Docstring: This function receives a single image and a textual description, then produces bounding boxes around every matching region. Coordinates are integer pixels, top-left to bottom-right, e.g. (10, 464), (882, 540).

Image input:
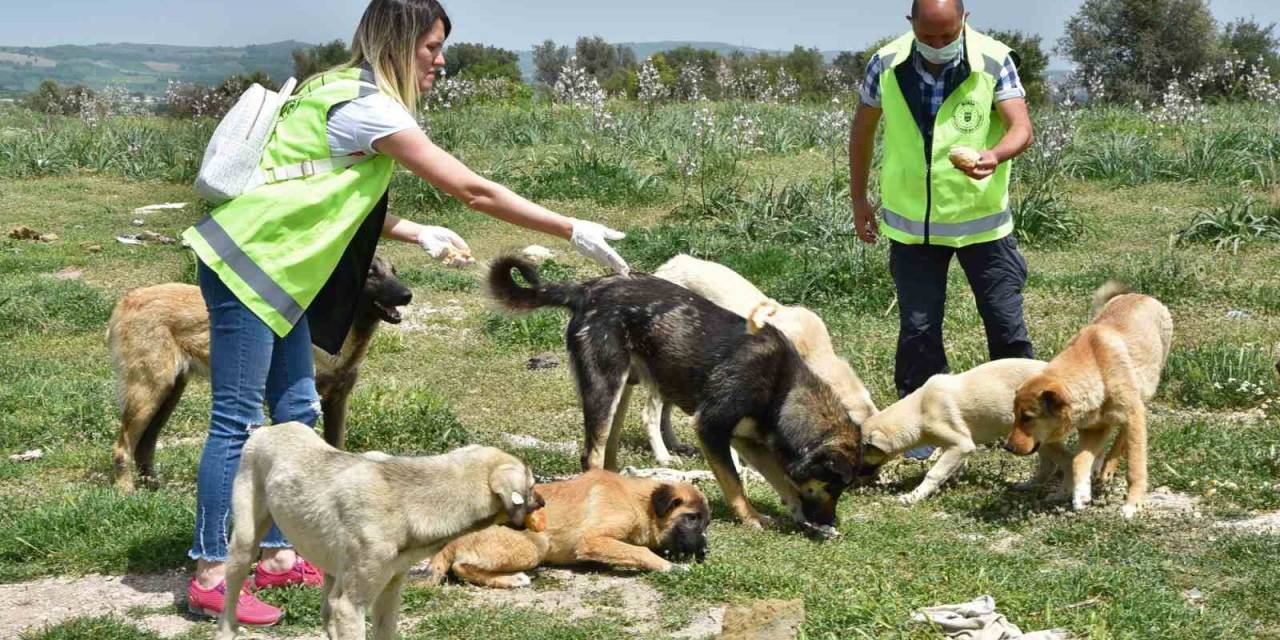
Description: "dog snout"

(801, 498), (838, 528)
(394, 288), (413, 306)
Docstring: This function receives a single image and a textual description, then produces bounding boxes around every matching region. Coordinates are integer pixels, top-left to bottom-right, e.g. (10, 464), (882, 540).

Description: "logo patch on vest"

(953, 100), (984, 133)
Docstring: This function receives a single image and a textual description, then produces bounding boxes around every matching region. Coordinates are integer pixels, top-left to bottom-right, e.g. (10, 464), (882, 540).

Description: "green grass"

(1, 100), (1279, 639)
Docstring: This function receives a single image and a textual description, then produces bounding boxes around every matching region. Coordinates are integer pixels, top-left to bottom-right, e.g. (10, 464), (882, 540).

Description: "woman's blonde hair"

(346, 0), (452, 111)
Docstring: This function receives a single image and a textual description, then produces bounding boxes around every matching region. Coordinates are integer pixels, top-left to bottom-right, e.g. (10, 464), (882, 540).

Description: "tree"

(443, 42), (521, 81)
(532, 39), (569, 86)
(986, 29), (1049, 105)
(831, 51), (863, 85)
(853, 36), (898, 81)
(782, 46), (826, 99)
(1220, 17), (1280, 73)
(292, 40), (351, 80)
(1059, 0), (1219, 104)
(23, 80), (94, 116)
(573, 36), (636, 94)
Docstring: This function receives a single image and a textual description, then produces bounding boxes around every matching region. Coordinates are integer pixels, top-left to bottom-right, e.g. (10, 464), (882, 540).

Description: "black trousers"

(889, 235), (1034, 398)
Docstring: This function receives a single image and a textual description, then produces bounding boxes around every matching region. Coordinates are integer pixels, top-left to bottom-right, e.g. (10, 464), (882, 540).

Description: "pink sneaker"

(254, 557), (325, 590)
(187, 579), (283, 626)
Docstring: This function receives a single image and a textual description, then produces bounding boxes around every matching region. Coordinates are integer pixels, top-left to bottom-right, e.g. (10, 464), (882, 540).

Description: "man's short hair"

(910, 0), (965, 18)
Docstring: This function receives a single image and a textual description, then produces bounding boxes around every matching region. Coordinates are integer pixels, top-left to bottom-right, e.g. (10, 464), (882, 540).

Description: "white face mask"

(917, 28), (964, 65)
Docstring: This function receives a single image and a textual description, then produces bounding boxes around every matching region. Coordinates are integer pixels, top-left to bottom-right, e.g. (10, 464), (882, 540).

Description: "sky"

(4, 0), (1279, 68)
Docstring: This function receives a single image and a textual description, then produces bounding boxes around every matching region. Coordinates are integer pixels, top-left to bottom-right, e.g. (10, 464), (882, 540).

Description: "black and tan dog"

(488, 256), (861, 533)
(108, 256), (411, 491)
(427, 470), (708, 588)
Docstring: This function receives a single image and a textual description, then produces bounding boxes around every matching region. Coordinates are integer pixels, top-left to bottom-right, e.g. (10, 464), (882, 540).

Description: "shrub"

(1175, 197), (1280, 253)
(1164, 341), (1277, 409)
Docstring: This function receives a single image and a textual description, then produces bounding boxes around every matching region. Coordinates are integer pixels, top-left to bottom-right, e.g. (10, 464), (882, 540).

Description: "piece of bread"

(524, 508), (547, 532)
(442, 246), (474, 268)
(949, 145), (982, 170)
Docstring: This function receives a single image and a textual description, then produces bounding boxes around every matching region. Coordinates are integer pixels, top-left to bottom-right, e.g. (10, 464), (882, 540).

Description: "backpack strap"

(244, 155), (370, 192)
(243, 75), (384, 192)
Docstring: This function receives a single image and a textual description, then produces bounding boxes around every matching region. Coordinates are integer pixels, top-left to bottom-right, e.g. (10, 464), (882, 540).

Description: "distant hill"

(0, 41), (306, 95)
(0, 40), (1072, 96)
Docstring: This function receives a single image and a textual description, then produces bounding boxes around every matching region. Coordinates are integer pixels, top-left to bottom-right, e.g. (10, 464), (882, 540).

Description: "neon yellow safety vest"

(183, 67), (397, 337)
(877, 27), (1014, 247)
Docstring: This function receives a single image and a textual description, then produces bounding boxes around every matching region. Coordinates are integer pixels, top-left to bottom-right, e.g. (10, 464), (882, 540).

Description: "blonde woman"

(181, 0), (629, 625)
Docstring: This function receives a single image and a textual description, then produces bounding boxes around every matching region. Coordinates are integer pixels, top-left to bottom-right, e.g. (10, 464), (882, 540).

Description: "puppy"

(488, 256), (861, 533)
(642, 255), (877, 465)
(428, 469), (709, 588)
(108, 256), (411, 491)
(1005, 282), (1173, 518)
(215, 423), (541, 640)
(861, 359), (1069, 503)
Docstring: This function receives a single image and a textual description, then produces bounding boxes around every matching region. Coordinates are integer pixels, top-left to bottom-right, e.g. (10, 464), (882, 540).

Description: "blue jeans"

(188, 261), (322, 562)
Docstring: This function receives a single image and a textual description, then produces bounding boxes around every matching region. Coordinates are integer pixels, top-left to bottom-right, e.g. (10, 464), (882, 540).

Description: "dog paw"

(743, 514), (774, 530)
(671, 444), (700, 458)
(1072, 496), (1092, 512)
(1121, 503), (1142, 520)
(898, 492), (924, 505)
(503, 573), (533, 589)
(663, 562), (692, 573)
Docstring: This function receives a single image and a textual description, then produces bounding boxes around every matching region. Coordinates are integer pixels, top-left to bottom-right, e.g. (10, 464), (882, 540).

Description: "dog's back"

(653, 254), (770, 317)
(108, 284), (211, 390)
(1087, 286), (1173, 402)
(652, 255), (877, 422)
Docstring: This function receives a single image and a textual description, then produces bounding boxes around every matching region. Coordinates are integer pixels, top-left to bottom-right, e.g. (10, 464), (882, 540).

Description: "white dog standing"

(860, 359), (1070, 503)
(216, 423), (541, 640)
(644, 254), (878, 464)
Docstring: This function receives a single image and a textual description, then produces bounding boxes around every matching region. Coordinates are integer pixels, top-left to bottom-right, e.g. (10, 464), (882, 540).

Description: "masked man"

(848, 0), (1035, 458)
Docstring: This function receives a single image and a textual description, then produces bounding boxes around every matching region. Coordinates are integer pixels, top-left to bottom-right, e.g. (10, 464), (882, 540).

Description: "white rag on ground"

(912, 596), (1072, 640)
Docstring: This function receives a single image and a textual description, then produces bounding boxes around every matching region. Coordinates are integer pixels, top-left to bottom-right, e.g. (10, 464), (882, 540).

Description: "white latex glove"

(569, 219), (630, 275)
(416, 226), (473, 267)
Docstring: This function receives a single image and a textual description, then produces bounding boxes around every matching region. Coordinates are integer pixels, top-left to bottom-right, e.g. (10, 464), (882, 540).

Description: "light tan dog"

(1005, 283), (1173, 518)
(428, 470), (709, 588)
(643, 254), (877, 464)
(215, 423), (541, 640)
(862, 359), (1070, 503)
(107, 257), (410, 491)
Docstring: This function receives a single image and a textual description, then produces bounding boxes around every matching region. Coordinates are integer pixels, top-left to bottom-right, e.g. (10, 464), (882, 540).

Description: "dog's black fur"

(488, 256), (861, 528)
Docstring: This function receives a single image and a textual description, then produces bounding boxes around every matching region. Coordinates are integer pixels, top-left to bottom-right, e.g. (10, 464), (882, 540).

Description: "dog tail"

(488, 255), (583, 312)
(1090, 280), (1131, 318)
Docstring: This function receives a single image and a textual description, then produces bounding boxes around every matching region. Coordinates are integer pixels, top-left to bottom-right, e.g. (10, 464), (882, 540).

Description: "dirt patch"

(456, 567), (664, 634)
(395, 301), (467, 334)
(1144, 486), (1202, 518)
(719, 599), (804, 639)
(0, 572), (196, 638)
(1215, 511), (1280, 534)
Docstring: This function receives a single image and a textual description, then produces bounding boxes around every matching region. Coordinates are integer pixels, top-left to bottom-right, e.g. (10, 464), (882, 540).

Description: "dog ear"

(1039, 385), (1068, 417)
(489, 463), (529, 504)
(651, 484), (683, 518)
(746, 301), (779, 335)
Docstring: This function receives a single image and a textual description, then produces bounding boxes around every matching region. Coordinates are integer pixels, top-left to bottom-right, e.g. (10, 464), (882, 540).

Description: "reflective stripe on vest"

(192, 215), (305, 326)
(883, 207), (1012, 238)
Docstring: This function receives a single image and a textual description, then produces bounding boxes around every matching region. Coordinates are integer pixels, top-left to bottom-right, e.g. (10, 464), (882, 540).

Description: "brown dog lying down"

(428, 470), (710, 588)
